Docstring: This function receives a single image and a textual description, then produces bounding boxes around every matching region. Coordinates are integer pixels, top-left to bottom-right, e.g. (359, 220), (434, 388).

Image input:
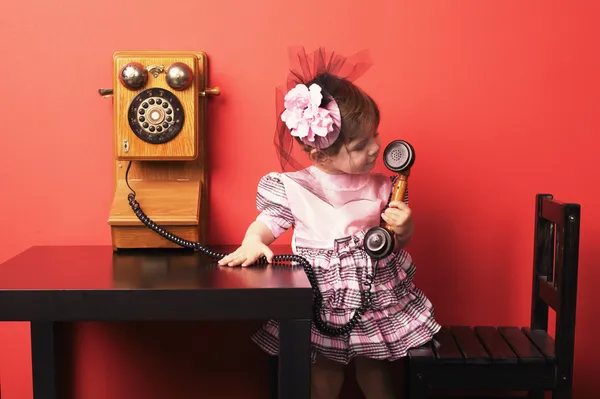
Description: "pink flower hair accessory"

(281, 83), (341, 150)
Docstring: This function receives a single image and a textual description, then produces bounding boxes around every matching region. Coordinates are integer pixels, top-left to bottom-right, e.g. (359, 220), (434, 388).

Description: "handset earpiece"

(364, 140), (415, 260)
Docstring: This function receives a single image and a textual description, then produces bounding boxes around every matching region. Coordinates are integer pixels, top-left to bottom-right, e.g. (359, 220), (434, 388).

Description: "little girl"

(218, 48), (440, 399)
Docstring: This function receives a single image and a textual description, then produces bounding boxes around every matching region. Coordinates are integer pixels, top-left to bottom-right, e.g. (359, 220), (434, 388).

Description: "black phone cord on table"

(124, 161), (377, 337)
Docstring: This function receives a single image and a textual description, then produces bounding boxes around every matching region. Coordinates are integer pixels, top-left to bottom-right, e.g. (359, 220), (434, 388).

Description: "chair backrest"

(530, 193), (580, 377)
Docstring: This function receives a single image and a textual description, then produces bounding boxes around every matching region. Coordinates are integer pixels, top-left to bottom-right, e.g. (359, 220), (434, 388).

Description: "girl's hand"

(381, 200), (414, 244)
(217, 237), (274, 267)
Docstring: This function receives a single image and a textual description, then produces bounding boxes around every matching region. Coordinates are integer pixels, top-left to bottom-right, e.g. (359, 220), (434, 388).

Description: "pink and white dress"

(251, 165), (441, 364)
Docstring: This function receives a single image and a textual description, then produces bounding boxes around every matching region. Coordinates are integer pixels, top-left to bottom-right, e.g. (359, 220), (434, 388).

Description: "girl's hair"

(273, 47), (377, 172)
(300, 73), (380, 160)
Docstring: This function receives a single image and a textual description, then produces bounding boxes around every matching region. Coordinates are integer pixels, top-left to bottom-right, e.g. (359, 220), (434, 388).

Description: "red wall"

(1, 1), (599, 398)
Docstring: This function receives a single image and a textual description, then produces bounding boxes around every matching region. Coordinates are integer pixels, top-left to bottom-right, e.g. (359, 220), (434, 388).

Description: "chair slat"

(474, 326), (518, 364)
(407, 340), (436, 362)
(450, 326), (491, 364)
(498, 327), (545, 364)
(433, 327), (463, 363)
(521, 327), (556, 363)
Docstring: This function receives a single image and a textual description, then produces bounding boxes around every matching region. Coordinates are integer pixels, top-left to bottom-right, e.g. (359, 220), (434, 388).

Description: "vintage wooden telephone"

(99, 51), (220, 250)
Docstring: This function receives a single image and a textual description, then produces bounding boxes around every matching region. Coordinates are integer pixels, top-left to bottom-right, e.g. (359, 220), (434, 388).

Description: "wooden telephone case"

(99, 51), (220, 250)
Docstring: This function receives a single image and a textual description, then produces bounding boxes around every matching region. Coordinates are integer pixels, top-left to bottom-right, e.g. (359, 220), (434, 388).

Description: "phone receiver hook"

(98, 88), (113, 98)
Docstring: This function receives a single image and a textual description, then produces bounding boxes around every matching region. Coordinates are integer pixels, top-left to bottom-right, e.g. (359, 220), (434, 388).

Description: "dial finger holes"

(128, 88), (185, 144)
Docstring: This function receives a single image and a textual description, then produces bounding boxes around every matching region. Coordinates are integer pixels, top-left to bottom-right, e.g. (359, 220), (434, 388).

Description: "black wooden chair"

(406, 193), (581, 399)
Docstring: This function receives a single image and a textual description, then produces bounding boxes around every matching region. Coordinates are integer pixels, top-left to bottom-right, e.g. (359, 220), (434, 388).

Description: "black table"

(0, 245), (313, 399)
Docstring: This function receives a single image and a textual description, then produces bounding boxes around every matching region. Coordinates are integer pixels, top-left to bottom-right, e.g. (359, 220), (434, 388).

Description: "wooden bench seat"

(407, 194), (581, 399)
(410, 326), (556, 392)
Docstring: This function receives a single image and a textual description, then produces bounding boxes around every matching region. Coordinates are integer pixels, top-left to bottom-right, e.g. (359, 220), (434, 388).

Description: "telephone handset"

(124, 139), (415, 337)
(364, 140), (415, 259)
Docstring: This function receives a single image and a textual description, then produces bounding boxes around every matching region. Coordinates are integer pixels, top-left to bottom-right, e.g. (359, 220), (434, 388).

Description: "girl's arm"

(242, 220), (276, 246)
(395, 231), (412, 250)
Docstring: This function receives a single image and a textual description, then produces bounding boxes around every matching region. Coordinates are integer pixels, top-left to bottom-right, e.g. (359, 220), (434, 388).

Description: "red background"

(1, 1), (598, 398)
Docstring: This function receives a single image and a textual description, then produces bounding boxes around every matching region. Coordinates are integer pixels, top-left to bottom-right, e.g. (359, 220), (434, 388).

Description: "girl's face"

(315, 131), (381, 175)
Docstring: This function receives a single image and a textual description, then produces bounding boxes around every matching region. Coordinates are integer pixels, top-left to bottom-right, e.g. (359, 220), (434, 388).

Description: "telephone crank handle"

(200, 87), (221, 97)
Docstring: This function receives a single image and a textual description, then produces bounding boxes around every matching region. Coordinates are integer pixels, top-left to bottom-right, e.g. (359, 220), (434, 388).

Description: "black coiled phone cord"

(125, 162), (376, 337)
